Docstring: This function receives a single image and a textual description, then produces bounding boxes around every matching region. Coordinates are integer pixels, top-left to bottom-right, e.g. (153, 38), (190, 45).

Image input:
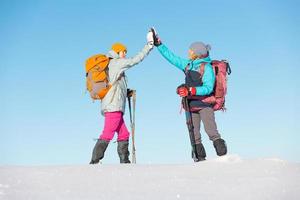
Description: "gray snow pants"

(185, 107), (221, 144)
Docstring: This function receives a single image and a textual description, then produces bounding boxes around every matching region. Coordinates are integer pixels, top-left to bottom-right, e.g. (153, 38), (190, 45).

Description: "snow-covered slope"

(0, 155), (299, 200)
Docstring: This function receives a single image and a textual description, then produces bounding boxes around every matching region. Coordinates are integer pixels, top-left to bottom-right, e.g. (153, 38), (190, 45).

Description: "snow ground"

(0, 155), (299, 200)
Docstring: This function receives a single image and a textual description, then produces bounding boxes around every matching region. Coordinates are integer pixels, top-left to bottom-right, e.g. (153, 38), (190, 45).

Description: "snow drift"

(0, 155), (299, 200)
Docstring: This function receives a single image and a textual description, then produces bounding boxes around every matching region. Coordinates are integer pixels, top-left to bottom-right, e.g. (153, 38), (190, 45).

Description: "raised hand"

(150, 27), (162, 46)
(146, 31), (154, 48)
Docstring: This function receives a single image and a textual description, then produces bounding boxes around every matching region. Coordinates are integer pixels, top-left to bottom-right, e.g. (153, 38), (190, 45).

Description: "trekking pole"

(128, 89), (137, 164)
(183, 97), (199, 162)
(132, 90), (137, 164)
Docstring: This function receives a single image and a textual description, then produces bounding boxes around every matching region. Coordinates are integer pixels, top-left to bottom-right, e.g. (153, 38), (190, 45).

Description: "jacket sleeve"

(157, 44), (189, 71)
(195, 63), (215, 96)
(116, 44), (152, 71)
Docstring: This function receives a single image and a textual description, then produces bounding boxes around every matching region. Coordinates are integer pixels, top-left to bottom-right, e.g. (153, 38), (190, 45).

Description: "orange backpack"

(85, 54), (111, 100)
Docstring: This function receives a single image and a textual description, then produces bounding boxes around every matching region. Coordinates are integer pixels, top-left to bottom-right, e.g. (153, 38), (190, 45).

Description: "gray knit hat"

(189, 42), (211, 57)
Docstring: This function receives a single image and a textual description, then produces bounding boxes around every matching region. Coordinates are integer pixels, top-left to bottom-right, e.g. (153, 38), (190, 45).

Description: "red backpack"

(200, 60), (231, 111)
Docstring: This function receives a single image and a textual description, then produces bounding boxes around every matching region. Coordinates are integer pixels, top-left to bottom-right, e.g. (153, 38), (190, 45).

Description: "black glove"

(127, 89), (134, 97)
(151, 27), (162, 47)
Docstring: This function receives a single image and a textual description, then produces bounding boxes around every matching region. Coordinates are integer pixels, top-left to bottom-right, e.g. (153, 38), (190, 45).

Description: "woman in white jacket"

(90, 32), (154, 164)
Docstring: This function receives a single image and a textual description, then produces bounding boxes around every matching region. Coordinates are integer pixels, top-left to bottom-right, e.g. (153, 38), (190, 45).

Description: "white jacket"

(101, 44), (152, 115)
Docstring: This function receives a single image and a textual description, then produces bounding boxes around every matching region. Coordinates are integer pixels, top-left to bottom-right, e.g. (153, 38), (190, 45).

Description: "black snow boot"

(89, 139), (109, 164)
(117, 140), (131, 164)
(213, 138), (227, 156)
(193, 143), (206, 162)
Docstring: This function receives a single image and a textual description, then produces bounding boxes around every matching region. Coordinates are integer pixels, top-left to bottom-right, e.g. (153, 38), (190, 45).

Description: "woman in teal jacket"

(152, 28), (227, 161)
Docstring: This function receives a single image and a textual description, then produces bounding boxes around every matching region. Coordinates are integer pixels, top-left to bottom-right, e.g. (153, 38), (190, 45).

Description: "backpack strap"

(199, 62), (207, 76)
(184, 63), (191, 74)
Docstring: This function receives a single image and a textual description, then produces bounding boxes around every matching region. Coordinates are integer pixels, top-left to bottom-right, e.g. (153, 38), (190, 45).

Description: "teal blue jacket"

(157, 44), (215, 96)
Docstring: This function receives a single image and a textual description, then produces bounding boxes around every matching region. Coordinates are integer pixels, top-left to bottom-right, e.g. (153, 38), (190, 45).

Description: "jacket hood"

(107, 50), (119, 59)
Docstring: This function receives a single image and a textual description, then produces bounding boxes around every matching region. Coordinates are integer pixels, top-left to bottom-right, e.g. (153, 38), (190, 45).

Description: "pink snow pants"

(99, 111), (130, 142)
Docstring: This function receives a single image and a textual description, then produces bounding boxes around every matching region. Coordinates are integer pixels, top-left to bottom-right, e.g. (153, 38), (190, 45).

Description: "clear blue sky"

(0, 0), (299, 165)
